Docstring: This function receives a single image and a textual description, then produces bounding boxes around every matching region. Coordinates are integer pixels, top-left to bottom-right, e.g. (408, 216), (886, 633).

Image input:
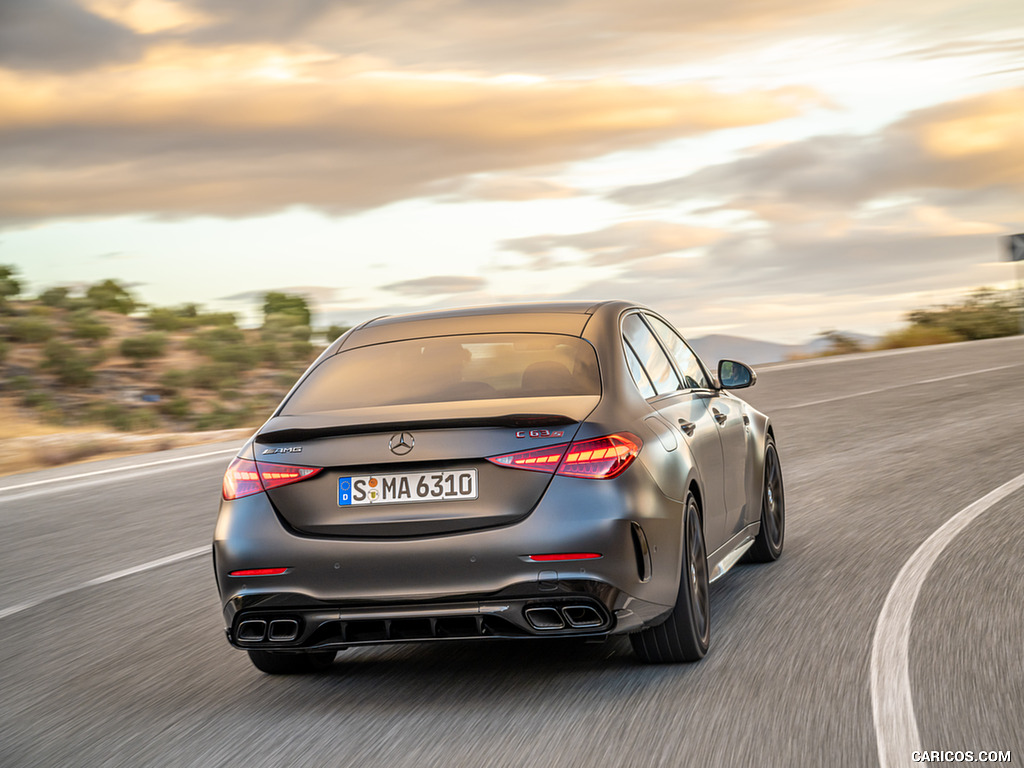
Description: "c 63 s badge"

(262, 446), (303, 455)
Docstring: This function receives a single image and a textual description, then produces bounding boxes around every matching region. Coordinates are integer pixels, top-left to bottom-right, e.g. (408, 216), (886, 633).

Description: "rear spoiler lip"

(256, 414), (579, 444)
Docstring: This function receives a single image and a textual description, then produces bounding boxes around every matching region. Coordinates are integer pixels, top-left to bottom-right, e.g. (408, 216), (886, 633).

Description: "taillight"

(222, 457), (323, 500)
(559, 433), (642, 479)
(486, 443), (568, 474)
(487, 432), (642, 480)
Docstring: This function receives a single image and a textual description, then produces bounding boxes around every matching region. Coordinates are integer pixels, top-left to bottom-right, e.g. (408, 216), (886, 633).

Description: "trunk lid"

(255, 396), (598, 537)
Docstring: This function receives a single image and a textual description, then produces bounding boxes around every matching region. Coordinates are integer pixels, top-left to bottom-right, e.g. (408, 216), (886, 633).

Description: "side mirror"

(718, 359), (756, 389)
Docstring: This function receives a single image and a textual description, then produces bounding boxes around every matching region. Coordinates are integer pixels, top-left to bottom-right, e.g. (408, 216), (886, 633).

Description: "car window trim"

(636, 311), (716, 395)
(622, 336), (658, 400)
(621, 311), (683, 397)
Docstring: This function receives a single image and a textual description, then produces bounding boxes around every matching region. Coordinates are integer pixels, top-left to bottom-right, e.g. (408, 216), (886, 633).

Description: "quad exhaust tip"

(237, 617), (301, 643)
(237, 619), (267, 642)
(562, 605), (603, 628)
(524, 607), (565, 630)
(524, 604), (605, 631)
(268, 619), (300, 642)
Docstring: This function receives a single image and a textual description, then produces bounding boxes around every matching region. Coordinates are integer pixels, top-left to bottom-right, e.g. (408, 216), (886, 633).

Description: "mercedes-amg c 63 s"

(214, 301), (784, 674)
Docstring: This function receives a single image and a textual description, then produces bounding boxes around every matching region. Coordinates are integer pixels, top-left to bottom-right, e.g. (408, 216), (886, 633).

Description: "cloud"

(501, 220), (722, 267)
(0, 0), (143, 72)
(170, 0), (863, 74)
(611, 88), (1024, 213)
(0, 48), (819, 226)
(440, 175), (580, 203)
(384, 275), (487, 296)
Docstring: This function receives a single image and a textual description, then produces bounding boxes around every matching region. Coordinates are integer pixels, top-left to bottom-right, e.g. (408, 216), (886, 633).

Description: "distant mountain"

(801, 331), (880, 355)
(688, 335), (801, 366)
(688, 332), (881, 366)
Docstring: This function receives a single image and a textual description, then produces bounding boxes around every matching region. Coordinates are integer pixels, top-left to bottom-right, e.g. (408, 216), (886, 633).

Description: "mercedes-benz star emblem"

(389, 432), (415, 455)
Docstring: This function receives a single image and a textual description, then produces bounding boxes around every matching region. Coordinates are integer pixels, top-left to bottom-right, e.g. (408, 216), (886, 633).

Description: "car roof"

(339, 300), (637, 350)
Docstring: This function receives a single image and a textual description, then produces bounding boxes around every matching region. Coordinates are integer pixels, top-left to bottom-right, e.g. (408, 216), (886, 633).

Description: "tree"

(0, 265), (21, 312)
(39, 286), (71, 308)
(86, 279), (138, 314)
(262, 292), (311, 327)
(816, 330), (864, 356)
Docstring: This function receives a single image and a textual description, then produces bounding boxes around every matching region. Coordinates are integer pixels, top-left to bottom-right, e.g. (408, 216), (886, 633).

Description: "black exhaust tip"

(562, 605), (603, 628)
(524, 606), (565, 630)
(268, 619), (300, 642)
(237, 619), (267, 642)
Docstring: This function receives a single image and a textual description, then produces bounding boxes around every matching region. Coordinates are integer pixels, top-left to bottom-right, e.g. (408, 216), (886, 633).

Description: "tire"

(247, 650), (336, 675)
(630, 492), (710, 663)
(744, 437), (785, 563)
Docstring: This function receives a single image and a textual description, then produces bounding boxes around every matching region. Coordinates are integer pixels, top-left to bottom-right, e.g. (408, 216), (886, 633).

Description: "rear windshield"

(282, 333), (601, 413)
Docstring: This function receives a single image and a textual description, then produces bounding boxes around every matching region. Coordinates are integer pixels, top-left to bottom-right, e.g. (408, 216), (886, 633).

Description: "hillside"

(0, 299), (321, 440)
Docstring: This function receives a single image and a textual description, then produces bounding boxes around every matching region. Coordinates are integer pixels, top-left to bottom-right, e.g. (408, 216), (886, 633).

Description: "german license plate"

(339, 470), (478, 506)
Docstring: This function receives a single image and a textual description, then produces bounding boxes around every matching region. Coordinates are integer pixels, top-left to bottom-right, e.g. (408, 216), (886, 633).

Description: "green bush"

(194, 404), (253, 430)
(42, 339), (96, 387)
(262, 292), (311, 327)
(876, 325), (965, 349)
(39, 287), (71, 308)
(256, 340), (284, 367)
(0, 265), (21, 312)
(289, 340), (314, 362)
(159, 369), (190, 393)
(69, 311), (112, 341)
(188, 362), (239, 390)
(90, 403), (134, 431)
(325, 324), (351, 342)
(21, 389), (54, 409)
(159, 395), (192, 420)
(906, 288), (1019, 341)
(86, 279), (138, 315)
(120, 333), (168, 364)
(0, 339), (7, 363)
(7, 375), (32, 391)
(195, 311), (237, 327)
(7, 317), (57, 343)
(147, 307), (189, 331)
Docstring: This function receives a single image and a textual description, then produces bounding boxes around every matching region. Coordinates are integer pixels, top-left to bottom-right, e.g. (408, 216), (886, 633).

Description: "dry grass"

(0, 411), (252, 478)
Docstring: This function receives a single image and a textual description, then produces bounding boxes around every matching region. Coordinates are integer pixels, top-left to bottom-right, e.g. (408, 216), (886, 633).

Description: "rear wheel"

(744, 437), (785, 563)
(247, 650), (336, 675)
(630, 492), (710, 663)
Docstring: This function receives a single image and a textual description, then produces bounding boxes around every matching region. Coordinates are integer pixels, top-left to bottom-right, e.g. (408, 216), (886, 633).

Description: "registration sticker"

(339, 470), (478, 506)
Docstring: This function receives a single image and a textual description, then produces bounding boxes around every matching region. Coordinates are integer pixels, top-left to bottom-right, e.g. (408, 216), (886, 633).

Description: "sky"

(0, 0), (1022, 343)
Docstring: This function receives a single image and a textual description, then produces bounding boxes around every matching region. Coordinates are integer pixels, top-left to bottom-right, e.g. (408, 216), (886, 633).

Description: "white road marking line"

(0, 448), (237, 494)
(0, 546), (210, 621)
(776, 364), (1017, 409)
(870, 470), (1024, 768)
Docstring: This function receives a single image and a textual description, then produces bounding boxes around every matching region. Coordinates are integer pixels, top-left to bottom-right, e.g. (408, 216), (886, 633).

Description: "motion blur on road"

(2, 336), (1022, 767)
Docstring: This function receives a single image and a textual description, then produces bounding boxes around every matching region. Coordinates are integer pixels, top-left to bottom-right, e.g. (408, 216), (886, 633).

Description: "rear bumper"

(214, 468), (684, 648)
(224, 580), (641, 651)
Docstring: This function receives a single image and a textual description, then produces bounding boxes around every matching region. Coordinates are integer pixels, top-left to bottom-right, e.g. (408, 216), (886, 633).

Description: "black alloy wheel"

(630, 492), (710, 663)
(745, 437), (785, 563)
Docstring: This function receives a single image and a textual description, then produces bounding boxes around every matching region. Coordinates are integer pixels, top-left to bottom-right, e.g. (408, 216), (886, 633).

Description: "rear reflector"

(527, 553), (602, 562)
(229, 567), (289, 577)
(487, 432), (642, 480)
(222, 457), (323, 500)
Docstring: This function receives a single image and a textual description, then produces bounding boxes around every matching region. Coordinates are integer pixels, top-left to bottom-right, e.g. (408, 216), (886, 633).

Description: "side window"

(646, 315), (709, 390)
(623, 339), (657, 399)
(622, 313), (681, 395)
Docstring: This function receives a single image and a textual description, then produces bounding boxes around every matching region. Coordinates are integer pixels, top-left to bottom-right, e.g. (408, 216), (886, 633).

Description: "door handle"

(677, 419), (696, 436)
(712, 409), (727, 425)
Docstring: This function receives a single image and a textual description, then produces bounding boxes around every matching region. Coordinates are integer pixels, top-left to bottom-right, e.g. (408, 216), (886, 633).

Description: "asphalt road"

(2, 335), (1022, 768)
